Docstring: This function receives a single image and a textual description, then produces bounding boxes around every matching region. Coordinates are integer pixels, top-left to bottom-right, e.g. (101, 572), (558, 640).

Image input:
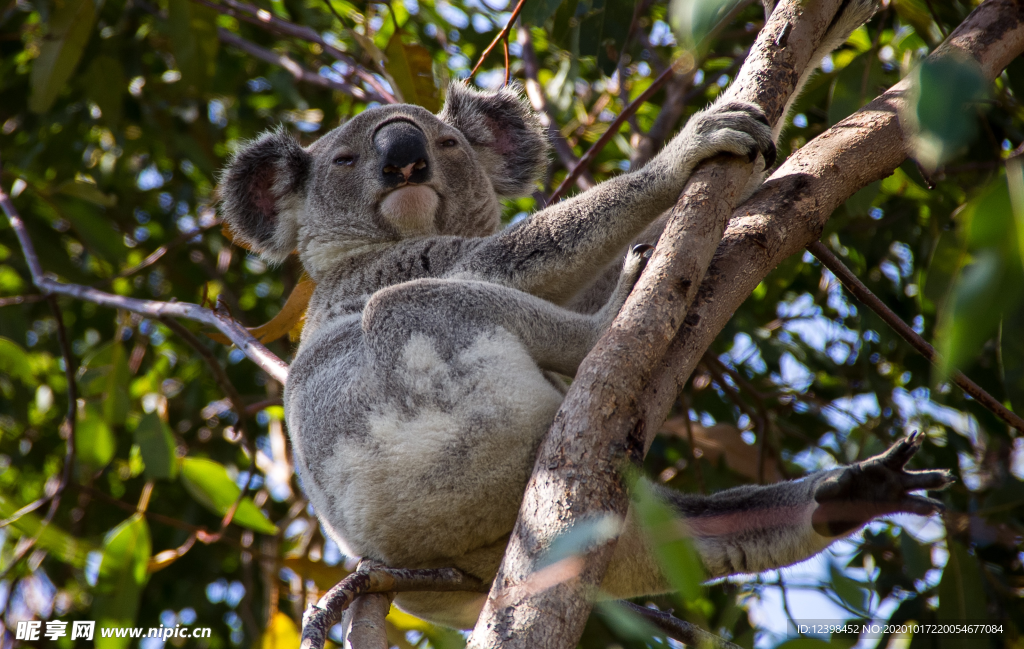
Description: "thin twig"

(321, 0), (347, 26)
(807, 240), (1024, 432)
(112, 220), (221, 281)
(218, 29), (375, 100)
(519, 29), (596, 190)
(0, 164), (289, 384)
(469, 0), (528, 78)
(545, 65), (677, 205)
(181, 0), (395, 103)
(161, 317), (248, 418)
(301, 561), (486, 649)
(0, 294), (46, 308)
(620, 602), (742, 649)
(921, 0), (949, 39)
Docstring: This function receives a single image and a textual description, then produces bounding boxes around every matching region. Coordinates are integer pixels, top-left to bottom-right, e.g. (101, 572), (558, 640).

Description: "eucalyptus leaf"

(384, 32), (440, 112)
(134, 412), (178, 480)
(180, 457), (278, 534)
(29, 0), (99, 113)
(0, 337), (34, 385)
(93, 514), (151, 648)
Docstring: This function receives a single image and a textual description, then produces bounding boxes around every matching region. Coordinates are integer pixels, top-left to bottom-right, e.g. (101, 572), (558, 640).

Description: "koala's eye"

(440, 138), (458, 148)
(334, 154), (356, 166)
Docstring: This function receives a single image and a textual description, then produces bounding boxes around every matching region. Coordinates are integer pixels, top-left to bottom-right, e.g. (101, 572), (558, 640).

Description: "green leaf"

(1000, 299), (1024, 417)
(180, 457), (278, 534)
(134, 412), (178, 480)
(54, 179), (117, 208)
(29, 0), (99, 113)
(669, 0), (742, 50)
(384, 32), (439, 112)
(899, 529), (931, 582)
(84, 55), (124, 128)
(923, 228), (968, 316)
(76, 404), (116, 474)
(828, 52), (886, 126)
(0, 494), (96, 567)
(630, 476), (705, 602)
(593, 601), (663, 642)
(93, 514), (151, 648)
(829, 563), (869, 615)
(907, 55), (987, 170)
(935, 178), (1024, 379)
(104, 342), (131, 426)
(51, 196), (126, 264)
(937, 541), (987, 628)
(79, 342), (131, 424)
(844, 180), (880, 218)
(519, 0), (564, 26)
(541, 514), (621, 567)
(167, 0), (220, 94)
(0, 336), (34, 385)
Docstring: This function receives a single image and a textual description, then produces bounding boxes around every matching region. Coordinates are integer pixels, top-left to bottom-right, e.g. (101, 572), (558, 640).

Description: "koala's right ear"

(219, 129), (312, 263)
(438, 82), (549, 198)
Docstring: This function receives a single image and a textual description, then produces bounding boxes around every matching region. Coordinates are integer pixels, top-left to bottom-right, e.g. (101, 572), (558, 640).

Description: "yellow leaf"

(384, 32), (439, 112)
(262, 612), (301, 649)
(207, 279), (315, 345)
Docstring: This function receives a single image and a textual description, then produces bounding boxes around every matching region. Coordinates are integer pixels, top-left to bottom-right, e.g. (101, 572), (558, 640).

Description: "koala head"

(219, 82), (548, 278)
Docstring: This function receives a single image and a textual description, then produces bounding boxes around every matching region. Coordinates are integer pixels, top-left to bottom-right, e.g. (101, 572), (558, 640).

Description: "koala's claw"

(811, 433), (954, 537)
(632, 244), (655, 258)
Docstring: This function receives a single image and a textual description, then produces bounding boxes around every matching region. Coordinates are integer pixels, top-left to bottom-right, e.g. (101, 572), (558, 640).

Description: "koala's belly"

(287, 320), (565, 570)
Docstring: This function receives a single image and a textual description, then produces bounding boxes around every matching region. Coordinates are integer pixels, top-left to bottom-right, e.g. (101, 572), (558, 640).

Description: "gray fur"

(216, 2), (930, 629)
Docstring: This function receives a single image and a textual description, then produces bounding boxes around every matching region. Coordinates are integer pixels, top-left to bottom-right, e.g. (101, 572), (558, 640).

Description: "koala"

(218, 0), (951, 629)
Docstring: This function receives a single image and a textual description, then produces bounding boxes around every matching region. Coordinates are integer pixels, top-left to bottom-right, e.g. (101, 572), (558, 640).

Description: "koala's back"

(285, 238), (565, 570)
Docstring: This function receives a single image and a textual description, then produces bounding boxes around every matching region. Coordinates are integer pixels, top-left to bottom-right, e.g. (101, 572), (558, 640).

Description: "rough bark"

(467, 1), (852, 647)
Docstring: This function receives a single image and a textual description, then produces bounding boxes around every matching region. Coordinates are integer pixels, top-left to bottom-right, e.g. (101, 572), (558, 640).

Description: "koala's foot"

(685, 101), (777, 169)
(812, 432), (955, 537)
(598, 244), (655, 329)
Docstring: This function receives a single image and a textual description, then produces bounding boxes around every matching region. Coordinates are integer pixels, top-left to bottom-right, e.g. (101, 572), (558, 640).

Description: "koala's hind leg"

(361, 276), (635, 377)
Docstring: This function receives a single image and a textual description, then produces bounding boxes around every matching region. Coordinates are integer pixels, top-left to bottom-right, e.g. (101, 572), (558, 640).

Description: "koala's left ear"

(219, 129), (312, 263)
(438, 81), (549, 197)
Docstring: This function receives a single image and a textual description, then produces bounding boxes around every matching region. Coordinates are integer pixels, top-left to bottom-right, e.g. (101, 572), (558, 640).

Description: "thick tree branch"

(0, 168), (289, 384)
(807, 241), (1024, 431)
(468, 2), (851, 647)
(638, 0), (1024, 450)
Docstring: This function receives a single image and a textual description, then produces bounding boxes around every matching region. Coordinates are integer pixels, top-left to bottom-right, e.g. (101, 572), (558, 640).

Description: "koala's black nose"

(375, 120), (431, 187)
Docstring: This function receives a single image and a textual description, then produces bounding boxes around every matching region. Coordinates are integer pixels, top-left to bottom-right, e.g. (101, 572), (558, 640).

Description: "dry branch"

(468, 1), (852, 647)
(621, 602), (741, 649)
(0, 164), (289, 384)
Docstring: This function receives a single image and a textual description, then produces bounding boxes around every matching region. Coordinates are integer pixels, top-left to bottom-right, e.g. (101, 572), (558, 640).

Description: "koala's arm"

(453, 101), (776, 304)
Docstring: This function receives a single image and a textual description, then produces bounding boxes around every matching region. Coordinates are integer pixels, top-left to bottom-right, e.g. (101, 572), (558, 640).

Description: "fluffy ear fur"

(219, 129), (312, 263)
(438, 82), (549, 198)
